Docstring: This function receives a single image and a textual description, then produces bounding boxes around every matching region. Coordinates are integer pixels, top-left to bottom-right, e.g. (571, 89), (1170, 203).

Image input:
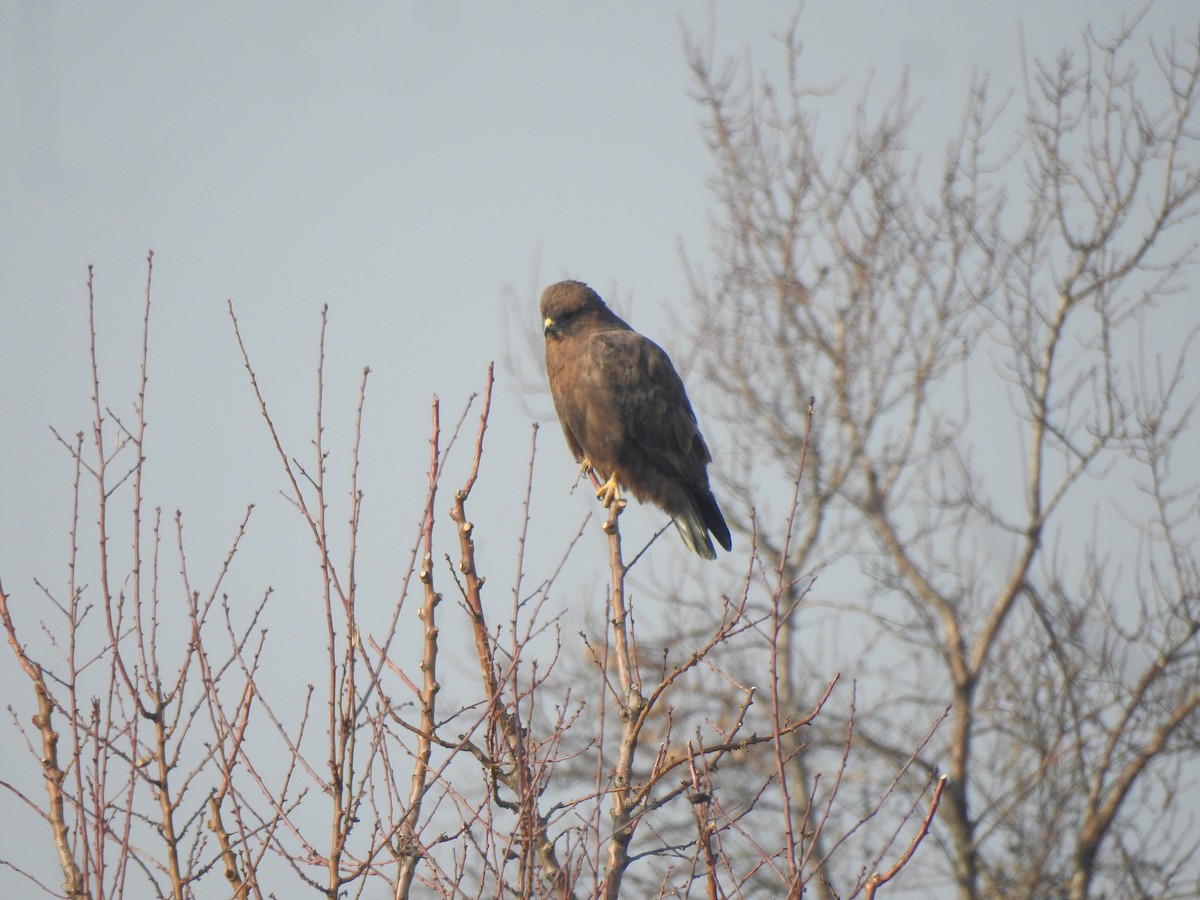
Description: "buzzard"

(541, 280), (732, 559)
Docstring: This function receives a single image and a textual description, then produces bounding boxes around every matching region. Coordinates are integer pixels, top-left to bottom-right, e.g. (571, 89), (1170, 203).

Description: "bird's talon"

(596, 473), (623, 509)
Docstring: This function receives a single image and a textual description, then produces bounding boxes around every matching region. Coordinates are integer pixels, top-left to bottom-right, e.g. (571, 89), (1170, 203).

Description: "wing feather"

(592, 330), (711, 484)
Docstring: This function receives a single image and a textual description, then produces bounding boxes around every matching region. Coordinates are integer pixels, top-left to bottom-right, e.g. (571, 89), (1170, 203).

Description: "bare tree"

(682, 10), (1200, 899)
(3, 250), (940, 898)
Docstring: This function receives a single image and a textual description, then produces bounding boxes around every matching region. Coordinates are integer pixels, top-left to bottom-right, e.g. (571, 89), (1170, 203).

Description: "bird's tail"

(673, 508), (716, 559)
(673, 489), (732, 560)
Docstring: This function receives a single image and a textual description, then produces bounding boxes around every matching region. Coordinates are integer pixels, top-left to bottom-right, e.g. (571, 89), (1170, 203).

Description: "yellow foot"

(579, 456), (593, 476)
(596, 472), (625, 509)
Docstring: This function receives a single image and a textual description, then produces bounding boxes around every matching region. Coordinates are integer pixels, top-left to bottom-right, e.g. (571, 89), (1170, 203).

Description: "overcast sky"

(1, 1), (1194, 893)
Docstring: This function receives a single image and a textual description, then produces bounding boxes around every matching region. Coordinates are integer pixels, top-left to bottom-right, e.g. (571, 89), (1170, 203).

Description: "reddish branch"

(449, 364), (575, 897)
(451, 363), (499, 703)
(687, 742), (721, 900)
(207, 793), (250, 899)
(1, 583), (86, 898)
(395, 396), (443, 896)
(864, 775), (948, 899)
(599, 497), (641, 900)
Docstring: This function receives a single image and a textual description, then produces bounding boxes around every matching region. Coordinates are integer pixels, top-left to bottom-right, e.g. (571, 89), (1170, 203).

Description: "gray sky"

(1, 1), (1194, 893)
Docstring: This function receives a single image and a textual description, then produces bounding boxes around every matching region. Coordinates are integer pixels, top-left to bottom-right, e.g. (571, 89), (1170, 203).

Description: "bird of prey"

(540, 280), (732, 559)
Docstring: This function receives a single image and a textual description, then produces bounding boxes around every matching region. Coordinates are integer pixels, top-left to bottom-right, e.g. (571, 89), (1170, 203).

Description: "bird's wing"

(592, 329), (711, 481)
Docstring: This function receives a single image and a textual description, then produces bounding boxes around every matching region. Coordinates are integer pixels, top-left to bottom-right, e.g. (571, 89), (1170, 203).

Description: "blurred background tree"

(676, 11), (1200, 899)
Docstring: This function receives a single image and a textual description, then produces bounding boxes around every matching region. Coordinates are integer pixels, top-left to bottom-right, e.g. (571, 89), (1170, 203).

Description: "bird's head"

(541, 280), (611, 339)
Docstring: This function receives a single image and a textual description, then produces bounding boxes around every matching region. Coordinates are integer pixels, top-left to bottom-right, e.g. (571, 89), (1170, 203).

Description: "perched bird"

(540, 280), (732, 559)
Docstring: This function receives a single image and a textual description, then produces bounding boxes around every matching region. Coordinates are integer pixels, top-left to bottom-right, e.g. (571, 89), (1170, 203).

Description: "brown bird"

(541, 280), (732, 559)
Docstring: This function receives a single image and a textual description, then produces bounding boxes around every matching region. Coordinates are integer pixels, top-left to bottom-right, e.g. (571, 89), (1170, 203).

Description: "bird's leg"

(596, 472), (625, 509)
(578, 456), (605, 493)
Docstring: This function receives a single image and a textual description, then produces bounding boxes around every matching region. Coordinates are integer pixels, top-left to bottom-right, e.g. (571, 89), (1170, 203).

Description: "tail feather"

(697, 487), (732, 553)
(673, 505), (717, 559)
(672, 488), (731, 560)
